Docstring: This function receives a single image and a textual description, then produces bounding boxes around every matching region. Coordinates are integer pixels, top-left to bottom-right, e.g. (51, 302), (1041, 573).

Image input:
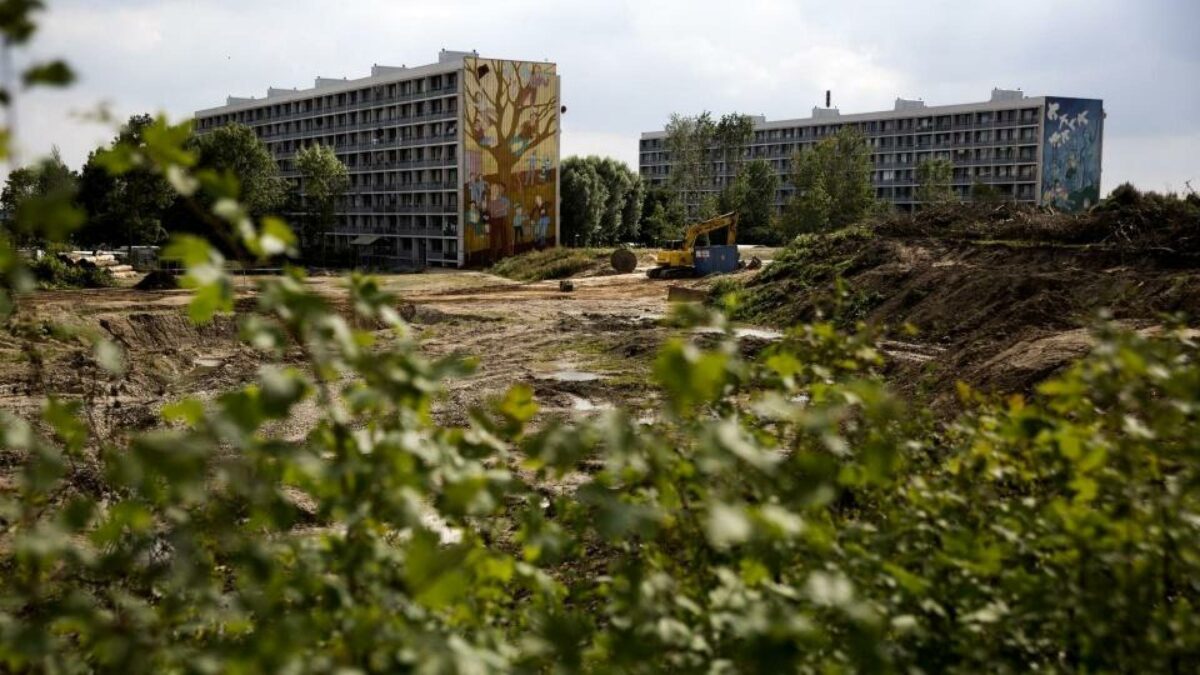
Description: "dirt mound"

(135, 270), (180, 291)
(736, 227), (1200, 407)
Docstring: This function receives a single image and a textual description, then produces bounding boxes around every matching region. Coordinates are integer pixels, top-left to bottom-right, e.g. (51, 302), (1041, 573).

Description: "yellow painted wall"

(462, 58), (559, 265)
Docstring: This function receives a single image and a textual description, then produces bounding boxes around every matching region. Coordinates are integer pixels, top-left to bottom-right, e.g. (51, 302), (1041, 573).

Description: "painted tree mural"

(462, 57), (560, 264)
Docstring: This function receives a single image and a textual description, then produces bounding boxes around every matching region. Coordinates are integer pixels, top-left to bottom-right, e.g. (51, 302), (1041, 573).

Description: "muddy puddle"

(542, 370), (605, 383)
(693, 326), (784, 341)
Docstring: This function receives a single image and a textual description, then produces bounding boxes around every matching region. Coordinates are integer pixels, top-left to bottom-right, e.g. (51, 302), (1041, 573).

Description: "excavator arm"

(681, 212), (738, 251)
(646, 211), (739, 279)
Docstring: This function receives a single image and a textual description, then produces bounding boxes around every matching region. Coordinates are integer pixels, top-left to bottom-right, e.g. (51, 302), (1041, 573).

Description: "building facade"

(195, 50), (560, 268)
(639, 89), (1104, 213)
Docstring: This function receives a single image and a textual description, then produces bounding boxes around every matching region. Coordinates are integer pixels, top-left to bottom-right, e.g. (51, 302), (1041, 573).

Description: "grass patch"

(489, 248), (615, 282)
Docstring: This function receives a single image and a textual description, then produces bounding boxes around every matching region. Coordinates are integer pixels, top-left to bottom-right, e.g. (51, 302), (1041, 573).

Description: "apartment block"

(195, 50), (561, 268)
(640, 89), (1104, 213)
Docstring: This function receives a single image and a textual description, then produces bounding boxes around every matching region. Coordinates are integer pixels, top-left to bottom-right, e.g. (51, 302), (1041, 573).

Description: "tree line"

(619, 110), (1030, 246)
(1, 115), (348, 260)
(5, 110), (1016, 258)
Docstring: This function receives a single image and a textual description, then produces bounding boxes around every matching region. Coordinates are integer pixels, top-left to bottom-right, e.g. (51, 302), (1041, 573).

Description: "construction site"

(3, 199), (1197, 449)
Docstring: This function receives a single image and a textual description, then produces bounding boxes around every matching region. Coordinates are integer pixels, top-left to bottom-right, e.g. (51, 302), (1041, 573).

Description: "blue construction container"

(693, 245), (740, 275)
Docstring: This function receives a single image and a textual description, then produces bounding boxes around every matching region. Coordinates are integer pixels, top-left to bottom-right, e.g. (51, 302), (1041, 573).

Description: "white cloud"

(1105, 133), (1200, 194)
(561, 130), (638, 167)
(2, 0), (1196, 194)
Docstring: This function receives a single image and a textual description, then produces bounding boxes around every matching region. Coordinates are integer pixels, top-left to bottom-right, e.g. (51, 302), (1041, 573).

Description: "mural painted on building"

(462, 57), (559, 265)
(1040, 97), (1103, 212)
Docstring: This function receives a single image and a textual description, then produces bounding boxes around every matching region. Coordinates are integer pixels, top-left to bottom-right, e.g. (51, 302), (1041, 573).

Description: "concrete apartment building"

(196, 50), (561, 268)
(640, 89), (1105, 213)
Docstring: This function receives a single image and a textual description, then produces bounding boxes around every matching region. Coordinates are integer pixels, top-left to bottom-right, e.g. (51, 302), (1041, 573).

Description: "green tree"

(915, 157), (954, 206)
(714, 112), (754, 183)
(560, 156), (607, 246)
(1, 166), (38, 240)
(163, 123), (287, 254)
(971, 180), (1007, 204)
(664, 111), (716, 218)
(294, 143), (348, 262)
(560, 156), (643, 246)
(640, 185), (684, 245)
(719, 158), (779, 244)
(782, 128), (874, 236)
(191, 123), (285, 216)
(1, 148), (80, 247)
(77, 114), (174, 249)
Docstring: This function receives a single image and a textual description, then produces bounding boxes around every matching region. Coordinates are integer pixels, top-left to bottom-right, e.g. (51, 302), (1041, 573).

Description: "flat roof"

(196, 52), (557, 118)
(639, 93), (1079, 139)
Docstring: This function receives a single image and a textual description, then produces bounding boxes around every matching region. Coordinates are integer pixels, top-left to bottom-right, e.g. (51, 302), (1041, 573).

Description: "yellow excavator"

(646, 212), (740, 279)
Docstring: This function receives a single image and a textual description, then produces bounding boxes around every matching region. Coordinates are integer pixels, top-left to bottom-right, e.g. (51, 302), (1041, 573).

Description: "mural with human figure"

(463, 57), (559, 265)
(1040, 97), (1104, 212)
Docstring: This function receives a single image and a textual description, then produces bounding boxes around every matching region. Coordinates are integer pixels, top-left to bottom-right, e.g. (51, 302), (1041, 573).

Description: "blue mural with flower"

(1040, 97), (1104, 212)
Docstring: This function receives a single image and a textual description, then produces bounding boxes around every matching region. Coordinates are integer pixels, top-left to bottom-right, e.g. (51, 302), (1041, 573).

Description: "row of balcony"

(871, 175), (1038, 187)
(280, 158), (457, 177)
(642, 117), (1045, 150)
(336, 204), (459, 215)
(257, 110), (458, 142)
(275, 133), (458, 159)
(644, 142), (1040, 166)
(748, 118), (1041, 143)
(644, 149), (1041, 169)
(741, 138), (1038, 158)
(332, 228), (458, 238)
(345, 181), (458, 194)
(873, 157), (1038, 168)
(233, 84), (461, 124)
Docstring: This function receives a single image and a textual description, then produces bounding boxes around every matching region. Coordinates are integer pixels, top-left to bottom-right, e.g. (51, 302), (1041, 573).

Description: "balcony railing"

(281, 158), (457, 177)
(259, 110), (458, 142)
(240, 84), (460, 124)
(332, 228), (457, 238)
(338, 204), (459, 215)
(275, 133), (458, 160)
(347, 181), (458, 194)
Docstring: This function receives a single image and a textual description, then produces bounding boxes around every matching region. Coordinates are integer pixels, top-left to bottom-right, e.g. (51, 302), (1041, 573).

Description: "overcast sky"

(10, 0), (1200, 193)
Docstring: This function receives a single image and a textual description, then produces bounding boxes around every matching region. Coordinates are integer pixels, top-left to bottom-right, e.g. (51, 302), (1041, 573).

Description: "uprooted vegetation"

(875, 184), (1200, 253)
(716, 193), (1200, 404)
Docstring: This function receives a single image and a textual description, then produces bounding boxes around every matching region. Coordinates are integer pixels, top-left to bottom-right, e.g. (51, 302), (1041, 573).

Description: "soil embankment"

(731, 228), (1200, 406)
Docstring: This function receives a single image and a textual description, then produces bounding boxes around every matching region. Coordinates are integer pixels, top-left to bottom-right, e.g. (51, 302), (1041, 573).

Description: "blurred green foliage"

(2, 5), (1200, 673)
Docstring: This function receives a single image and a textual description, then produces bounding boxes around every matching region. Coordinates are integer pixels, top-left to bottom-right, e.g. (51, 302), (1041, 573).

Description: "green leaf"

(22, 60), (74, 87)
(705, 501), (752, 549)
(94, 338), (125, 375)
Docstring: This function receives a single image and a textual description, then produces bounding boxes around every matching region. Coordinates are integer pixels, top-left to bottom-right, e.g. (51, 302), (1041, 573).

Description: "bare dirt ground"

(373, 270), (680, 425)
(0, 268), (706, 447)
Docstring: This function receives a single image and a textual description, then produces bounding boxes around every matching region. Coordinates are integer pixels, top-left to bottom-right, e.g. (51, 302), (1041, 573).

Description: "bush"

(706, 276), (742, 306)
(29, 254), (114, 289)
(489, 247), (607, 282)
